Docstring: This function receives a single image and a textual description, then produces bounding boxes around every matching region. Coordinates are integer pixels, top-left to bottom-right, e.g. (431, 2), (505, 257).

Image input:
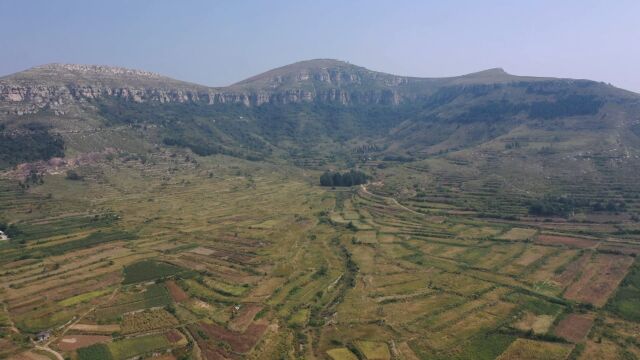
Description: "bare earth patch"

(190, 247), (216, 256)
(189, 319), (269, 357)
(563, 254), (634, 307)
(554, 313), (594, 343)
(8, 351), (51, 360)
(537, 234), (598, 249)
(68, 323), (121, 334)
(514, 312), (555, 334)
(56, 335), (111, 351)
(166, 280), (189, 302)
(229, 304), (263, 332)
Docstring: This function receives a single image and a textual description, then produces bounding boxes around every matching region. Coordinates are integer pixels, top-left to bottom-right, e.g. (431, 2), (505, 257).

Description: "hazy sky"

(1, 0), (639, 92)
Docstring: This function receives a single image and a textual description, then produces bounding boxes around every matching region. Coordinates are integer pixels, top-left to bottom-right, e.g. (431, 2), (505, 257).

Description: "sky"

(1, 0), (639, 92)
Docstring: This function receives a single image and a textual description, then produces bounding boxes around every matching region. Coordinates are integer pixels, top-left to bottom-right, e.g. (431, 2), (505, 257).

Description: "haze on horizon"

(1, 0), (639, 93)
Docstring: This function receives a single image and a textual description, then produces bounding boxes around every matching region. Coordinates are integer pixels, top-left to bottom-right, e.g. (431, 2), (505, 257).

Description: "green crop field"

(107, 334), (171, 359)
(123, 260), (188, 284)
(77, 344), (113, 360)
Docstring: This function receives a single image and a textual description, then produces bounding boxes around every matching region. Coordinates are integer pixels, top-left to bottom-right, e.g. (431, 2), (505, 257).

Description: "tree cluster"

(0, 126), (64, 169)
(0, 221), (20, 238)
(528, 195), (627, 217)
(320, 170), (368, 187)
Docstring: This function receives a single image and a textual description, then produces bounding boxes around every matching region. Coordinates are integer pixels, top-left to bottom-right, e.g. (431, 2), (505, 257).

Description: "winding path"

(35, 345), (64, 360)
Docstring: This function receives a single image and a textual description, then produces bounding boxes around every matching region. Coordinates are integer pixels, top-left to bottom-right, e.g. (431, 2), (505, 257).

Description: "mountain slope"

(1, 59), (640, 217)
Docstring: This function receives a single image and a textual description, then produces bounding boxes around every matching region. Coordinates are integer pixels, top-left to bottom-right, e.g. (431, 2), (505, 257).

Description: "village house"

(35, 331), (50, 342)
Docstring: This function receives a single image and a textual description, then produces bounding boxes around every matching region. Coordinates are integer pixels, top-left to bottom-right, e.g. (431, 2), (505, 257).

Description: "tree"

(320, 171), (333, 186)
(65, 170), (83, 181)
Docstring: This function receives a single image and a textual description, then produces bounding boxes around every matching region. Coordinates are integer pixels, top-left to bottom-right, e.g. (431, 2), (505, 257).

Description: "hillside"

(2, 59), (640, 214)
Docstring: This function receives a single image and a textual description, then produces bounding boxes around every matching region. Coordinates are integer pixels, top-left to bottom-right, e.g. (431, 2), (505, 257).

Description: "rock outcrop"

(0, 59), (545, 115)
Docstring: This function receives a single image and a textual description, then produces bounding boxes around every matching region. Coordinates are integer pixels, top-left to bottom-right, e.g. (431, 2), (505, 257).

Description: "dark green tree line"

(320, 170), (368, 187)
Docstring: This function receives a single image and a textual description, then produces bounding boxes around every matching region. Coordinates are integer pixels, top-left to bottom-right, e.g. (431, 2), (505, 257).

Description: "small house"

(35, 331), (50, 342)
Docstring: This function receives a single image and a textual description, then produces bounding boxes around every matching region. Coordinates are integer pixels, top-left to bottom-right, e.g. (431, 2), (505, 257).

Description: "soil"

(166, 280), (189, 302)
(554, 313), (594, 343)
(55, 335), (111, 351)
(536, 235), (598, 249)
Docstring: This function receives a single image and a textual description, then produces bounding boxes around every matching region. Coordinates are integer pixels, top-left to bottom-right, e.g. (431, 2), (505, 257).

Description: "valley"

(0, 60), (640, 359)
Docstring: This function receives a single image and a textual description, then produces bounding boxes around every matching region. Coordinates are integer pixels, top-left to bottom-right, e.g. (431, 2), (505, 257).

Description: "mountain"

(1, 59), (640, 215)
(0, 59), (584, 111)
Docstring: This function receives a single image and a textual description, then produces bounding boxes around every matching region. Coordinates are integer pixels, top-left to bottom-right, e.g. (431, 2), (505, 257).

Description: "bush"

(65, 170), (83, 181)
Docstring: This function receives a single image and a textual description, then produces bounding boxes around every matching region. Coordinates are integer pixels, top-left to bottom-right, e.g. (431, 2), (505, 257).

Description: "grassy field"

(108, 333), (172, 359)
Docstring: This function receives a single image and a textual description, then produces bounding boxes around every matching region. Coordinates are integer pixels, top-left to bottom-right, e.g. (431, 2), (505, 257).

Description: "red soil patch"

(188, 325), (231, 360)
(536, 235), (598, 249)
(166, 280), (189, 302)
(55, 335), (111, 351)
(199, 322), (268, 353)
(229, 304), (263, 332)
(165, 329), (184, 343)
(563, 254), (634, 307)
(554, 314), (594, 343)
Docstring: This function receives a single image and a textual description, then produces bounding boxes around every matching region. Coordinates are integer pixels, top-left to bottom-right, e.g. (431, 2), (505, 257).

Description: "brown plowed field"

(56, 335), (111, 351)
(196, 320), (268, 353)
(536, 235), (598, 249)
(228, 304), (263, 332)
(563, 254), (634, 307)
(554, 313), (594, 343)
(166, 280), (189, 302)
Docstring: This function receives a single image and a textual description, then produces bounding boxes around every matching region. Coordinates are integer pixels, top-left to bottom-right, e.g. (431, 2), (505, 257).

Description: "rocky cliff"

(1, 60), (549, 115)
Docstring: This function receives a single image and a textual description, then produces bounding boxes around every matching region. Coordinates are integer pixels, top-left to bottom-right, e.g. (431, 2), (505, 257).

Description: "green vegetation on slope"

(0, 123), (64, 169)
(123, 260), (188, 284)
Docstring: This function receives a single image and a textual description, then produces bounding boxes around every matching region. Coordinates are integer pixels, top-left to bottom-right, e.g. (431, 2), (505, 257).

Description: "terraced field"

(313, 184), (640, 359)
(1, 150), (640, 360)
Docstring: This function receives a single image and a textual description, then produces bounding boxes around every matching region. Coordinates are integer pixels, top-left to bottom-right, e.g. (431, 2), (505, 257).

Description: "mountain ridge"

(3, 59), (632, 104)
(3, 59), (634, 119)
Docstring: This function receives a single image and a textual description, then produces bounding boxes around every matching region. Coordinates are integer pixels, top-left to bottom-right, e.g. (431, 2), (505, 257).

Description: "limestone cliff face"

(0, 61), (425, 115)
(0, 77), (403, 113)
(0, 60), (535, 116)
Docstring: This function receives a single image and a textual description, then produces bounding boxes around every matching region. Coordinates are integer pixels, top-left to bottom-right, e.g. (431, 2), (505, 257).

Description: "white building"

(0, 230), (8, 241)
